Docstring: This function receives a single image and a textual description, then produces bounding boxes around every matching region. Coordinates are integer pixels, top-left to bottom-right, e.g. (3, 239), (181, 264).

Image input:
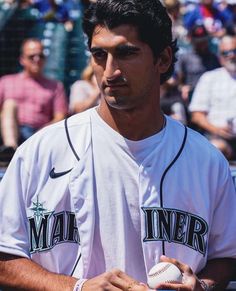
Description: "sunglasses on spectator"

(220, 49), (236, 57)
(24, 53), (45, 61)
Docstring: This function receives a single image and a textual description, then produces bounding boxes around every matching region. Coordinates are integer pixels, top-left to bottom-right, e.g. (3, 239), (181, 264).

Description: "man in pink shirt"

(0, 38), (68, 161)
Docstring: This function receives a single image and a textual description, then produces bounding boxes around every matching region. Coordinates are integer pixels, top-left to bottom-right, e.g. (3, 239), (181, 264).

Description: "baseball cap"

(189, 24), (208, 39)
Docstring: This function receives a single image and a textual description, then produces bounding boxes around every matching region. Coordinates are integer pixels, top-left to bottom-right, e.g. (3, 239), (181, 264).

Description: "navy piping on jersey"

(64, 117), (80, 162)
(64, 118), (81, 276)
(160, 125), (188, 255)
(70, 253), (82, 277)
(65, 117), (188, 270)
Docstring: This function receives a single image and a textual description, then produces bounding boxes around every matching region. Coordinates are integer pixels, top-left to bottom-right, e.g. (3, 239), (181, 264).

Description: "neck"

(97, 100), (165, 141)
(23, 71), (43, 80)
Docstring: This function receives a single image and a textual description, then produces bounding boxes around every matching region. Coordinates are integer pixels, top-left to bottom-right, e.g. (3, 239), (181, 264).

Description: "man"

(0, 1), (236, 291)
(175, 24), (220, 103)
(189, 34), (236, 160)
(183, 0), (232, 39)
(0, 38), (68, 152)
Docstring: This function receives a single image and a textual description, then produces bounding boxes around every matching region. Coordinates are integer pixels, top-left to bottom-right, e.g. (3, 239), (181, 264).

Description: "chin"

(106, 100), (135, 111)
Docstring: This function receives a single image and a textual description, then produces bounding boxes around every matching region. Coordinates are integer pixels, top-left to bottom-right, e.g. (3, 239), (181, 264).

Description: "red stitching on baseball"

(148, 263), (171, 278)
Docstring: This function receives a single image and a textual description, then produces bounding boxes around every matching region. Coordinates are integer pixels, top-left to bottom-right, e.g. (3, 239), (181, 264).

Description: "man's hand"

(151, 256), (204, 291)
(82, 268), (149, 291)
(214, 126), (235, 140)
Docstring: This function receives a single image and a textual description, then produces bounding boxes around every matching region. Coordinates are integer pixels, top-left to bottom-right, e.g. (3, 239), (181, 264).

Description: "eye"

(91, 50), (107, 61)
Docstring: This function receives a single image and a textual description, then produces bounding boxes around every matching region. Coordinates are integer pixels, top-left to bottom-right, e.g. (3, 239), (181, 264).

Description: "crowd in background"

(0, 0), (236, 164)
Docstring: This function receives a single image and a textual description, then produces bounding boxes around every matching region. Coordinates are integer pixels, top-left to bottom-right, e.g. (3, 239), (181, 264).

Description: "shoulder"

(202, 67), (224, 78)
(0, 73), (21, 83)
(24, 109), (92, 146)
(196, 67), (224, 85)
(41, 76), (64, 90)
(187, 125), (229, 171)
(16, 109), (94, 167)
(166, 117), (227, 167)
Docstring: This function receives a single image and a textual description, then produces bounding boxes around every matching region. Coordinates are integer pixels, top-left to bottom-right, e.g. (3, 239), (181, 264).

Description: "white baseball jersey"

(0, 107), (236, 282)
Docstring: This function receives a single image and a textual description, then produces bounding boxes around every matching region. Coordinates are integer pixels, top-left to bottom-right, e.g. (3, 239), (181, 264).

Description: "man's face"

(220, 38), (236, 76)
(20, 41), (45, 77)
(90, 24), (170, 110)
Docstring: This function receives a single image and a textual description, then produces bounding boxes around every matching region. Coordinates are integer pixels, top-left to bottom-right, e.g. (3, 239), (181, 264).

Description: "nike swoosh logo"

(49, 167), (72, 179)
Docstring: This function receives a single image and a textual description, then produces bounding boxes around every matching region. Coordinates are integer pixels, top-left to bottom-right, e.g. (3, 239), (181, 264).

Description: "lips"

(102, 76), (127, 90)
(104, 84), (128, 94)
(106, 83), (126, 88)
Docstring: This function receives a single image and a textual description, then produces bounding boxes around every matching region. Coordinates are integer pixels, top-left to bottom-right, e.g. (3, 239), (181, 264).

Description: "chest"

(208, 78), (236, 109)
(4, 79), (54, 105)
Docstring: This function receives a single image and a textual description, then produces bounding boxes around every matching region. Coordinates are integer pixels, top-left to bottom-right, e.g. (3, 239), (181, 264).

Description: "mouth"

(106, 83), (126, 88)
(104, 84), (127, 94)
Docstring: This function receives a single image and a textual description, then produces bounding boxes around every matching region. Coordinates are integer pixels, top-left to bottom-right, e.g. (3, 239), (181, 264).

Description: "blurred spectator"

(189, 34), (236, 160)
(160, 77), (187, 124)
(227, 0), (236, 35)
(32, 0), (75, 31)
(19, 0), (33, 9)
(69, 61), (100, 114)
(183, 0), (233, 39)
(164, 0), (189, 52)
(175, 24), (221, 103)
(0, 38), (68, 158)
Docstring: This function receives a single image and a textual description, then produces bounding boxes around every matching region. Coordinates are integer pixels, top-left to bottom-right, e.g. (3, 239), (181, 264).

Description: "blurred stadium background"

(0, 0), (90, 95)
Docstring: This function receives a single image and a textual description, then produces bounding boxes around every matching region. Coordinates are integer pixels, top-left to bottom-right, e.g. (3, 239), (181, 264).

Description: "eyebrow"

(116, 44), (140, 53)
(90, 44), (140, 54)
(90, 47), (104, 54)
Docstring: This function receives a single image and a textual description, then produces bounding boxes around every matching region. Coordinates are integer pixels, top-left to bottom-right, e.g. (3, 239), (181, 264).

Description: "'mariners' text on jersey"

(142, 207), (208, 255)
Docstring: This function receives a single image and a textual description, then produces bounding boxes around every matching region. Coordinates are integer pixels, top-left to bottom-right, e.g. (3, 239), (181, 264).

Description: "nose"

(33, 56), (41, 62)
(104, 54), (122, 81)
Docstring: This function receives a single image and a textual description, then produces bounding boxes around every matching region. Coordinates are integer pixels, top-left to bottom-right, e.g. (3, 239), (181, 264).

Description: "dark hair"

(82, 0), (178, 84)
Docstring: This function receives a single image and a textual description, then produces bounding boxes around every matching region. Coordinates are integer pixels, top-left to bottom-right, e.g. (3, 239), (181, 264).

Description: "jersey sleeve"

(0, 150), (31, 258)
(208, 161), (236, 260)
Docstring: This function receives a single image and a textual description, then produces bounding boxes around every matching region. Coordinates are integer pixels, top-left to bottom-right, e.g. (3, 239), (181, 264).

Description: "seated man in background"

(0, 38), (68, 161)
(175, 24), (221, 104)
(189, 34), (236, 160)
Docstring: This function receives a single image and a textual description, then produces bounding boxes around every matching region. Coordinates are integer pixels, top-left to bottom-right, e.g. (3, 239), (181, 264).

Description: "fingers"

(158, 256), (199, 290)
(109, 274), (136, 290)
(82, 278), (121, 291)
(113, 268), (139, 283)
(83, 269), (148, 291)
(106, 269), (144, 291)
(154, 282), (189, 291)
(160, 255), (193, 275)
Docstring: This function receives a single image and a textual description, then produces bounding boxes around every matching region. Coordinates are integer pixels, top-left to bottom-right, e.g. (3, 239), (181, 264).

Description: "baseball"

(147, 262), (183, 289)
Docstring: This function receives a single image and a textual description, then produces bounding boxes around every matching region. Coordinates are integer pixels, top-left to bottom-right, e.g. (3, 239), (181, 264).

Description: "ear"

(156, 46), (172, 74)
